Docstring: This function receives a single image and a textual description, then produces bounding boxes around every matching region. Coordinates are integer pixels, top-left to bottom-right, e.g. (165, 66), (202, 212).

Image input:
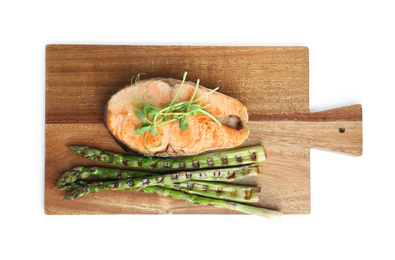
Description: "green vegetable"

(63, 180), (259, 203)
(169, 181), (260, 203)
(130, 72), (222, 151)
(68, 145), (266, 170)
(165, 164), (260, 182)
(55, 166), (152, 188)
(62, 165), (260, 203)
(142, 186), (283, 220)
(57, 164), (259, 188)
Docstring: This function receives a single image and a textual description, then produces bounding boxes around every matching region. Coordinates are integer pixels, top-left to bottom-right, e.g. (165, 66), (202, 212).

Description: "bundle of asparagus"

(57, 145), (282, 220)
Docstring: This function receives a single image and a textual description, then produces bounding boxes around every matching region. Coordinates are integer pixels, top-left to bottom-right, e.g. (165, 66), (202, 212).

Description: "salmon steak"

(104, 76), (249, 156)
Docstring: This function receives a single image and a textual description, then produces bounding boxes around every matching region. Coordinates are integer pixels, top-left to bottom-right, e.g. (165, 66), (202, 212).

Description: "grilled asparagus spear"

(142, 186), (282, 220)
(63, 176), (260, 203)
(56, 166), (152, 188)
(168, 181), (260, 203)
(56, 164), (260, 189)
(68, 145), (266, 170)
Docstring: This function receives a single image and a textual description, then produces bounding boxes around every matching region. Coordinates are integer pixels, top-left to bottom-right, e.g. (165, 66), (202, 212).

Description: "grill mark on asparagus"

(200, 172), (206, 178)
(150, 162), (157, 169)
(171, 173), (178, 180)
(244, 189), (252, 200)
(115, 172), (123, 178)
(187, 182), (194, 190)
(142, 178), (149, 185)
(221, 156), (228, 165)
(136, 161), (142, 167)
(192, 160), (200, 169)
(164, 162), (171, 169)
(216, 187), (222, 193)
(214, 171), (220, 178)
(186, 172), (193, 178)
(207, 158), (214, 167)
(202, 185), (208, 191)
(127, 180), (134, 187)
(235, 154), (242, 163)
(122, 159), (128, 165)
(227, 170), (235, 179)
(250, 152), (257, 160)
(178, 162), (185, 169)
(156, 176), (164, 183)
(108, 182), (119, 190)
(231, 189), (237, 196)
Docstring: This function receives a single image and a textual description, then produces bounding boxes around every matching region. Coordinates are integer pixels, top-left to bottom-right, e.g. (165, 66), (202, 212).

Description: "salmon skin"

(104, 77), (249, 156)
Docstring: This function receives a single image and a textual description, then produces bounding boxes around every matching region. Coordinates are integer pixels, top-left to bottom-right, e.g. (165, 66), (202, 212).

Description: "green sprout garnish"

(130, 72), (222, 152)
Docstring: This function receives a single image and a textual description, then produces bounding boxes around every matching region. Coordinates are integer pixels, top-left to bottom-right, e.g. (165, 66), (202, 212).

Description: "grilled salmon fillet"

(104, 78), (249, 156)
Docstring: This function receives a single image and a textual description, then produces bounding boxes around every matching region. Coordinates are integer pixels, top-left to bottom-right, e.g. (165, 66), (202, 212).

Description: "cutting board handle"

(308, 104), (362, 156)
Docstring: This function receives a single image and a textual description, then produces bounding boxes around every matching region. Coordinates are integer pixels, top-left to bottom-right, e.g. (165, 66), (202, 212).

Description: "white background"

(1, 1), (394, 259)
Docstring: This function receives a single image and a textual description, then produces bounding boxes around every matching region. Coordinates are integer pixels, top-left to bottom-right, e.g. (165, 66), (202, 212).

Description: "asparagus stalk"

(142, 186), (282, 220)
(62, 175), (260, 203)
(165, 181), (260, 203)
(169, 164), (260, 182)
(68, 145), (266, 171)
(60, 164), (259, 193)
(56, 166), (152, 188)
(57, 163), (260, 189)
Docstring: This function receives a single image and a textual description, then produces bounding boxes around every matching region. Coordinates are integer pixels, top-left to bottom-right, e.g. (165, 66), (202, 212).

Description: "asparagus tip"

(67, 145), (85, 154)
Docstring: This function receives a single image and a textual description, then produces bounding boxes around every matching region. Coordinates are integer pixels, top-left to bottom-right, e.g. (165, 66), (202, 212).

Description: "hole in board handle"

(339, 127), (345, 133)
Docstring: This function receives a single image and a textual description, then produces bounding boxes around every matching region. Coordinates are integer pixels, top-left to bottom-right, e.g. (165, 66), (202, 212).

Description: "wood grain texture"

(45, 45), (362, 215)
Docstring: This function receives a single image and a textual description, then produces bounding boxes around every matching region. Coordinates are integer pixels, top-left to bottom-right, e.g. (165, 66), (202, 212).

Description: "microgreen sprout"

(131, 72), (221, 152)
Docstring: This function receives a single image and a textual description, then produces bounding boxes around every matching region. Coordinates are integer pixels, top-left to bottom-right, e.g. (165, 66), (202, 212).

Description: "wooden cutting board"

(45, 45), (362, 215)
